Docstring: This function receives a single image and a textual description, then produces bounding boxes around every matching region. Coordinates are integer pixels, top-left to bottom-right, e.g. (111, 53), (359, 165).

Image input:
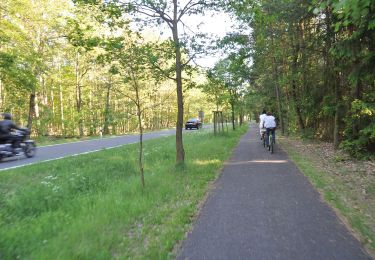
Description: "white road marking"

(0, 142), (138, 171)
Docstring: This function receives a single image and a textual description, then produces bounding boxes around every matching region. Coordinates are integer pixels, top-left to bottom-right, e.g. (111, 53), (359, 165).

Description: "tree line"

(0, 0), (215, 141)
(220, 0), (374, 158)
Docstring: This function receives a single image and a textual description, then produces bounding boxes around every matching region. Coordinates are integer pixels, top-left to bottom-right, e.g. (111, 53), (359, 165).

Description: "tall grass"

(0, 126), (247, 259)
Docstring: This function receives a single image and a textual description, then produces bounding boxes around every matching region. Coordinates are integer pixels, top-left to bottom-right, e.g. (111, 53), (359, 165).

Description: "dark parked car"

(185, 118), (202, 130)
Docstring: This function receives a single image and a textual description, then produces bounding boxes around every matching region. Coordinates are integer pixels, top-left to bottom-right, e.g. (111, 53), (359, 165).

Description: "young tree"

(115, 43), (150, 188)
(102, 30), (176, 187)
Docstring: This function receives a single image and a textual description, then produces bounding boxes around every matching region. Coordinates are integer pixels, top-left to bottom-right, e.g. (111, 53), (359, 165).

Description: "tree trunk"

(282, 56), (291, 135)
(88, 88), (94, 135)
(135, 84), (145, 188)
(333, 69), (344, 149)
(238, 102), (244, 126)
(299, 20), (308, 94)
(186, 103), (190, 122)
(75, 52), (84, 137)
(50, 88), (55, 135)
(104, 80), (111, 135)
(231, 101), (235, 130)
(213, 111), (217, 135)
(172, 0), (185, 165)
(324, 6), (335, 142)
(333, 107), (340, 149)
(0, 80), (3, 110)
(352, 78), (362, 138)
(58, 84), (65, 136)
(291, 42), (305, 132)
(270, 25), (285, 134)
(27, 92), (36, 130)
(159, 92), (162, 129)
(272, 56), (284, 135)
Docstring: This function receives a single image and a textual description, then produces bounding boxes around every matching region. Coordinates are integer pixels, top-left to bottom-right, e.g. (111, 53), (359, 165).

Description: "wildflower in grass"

(44, 175), (57, 180)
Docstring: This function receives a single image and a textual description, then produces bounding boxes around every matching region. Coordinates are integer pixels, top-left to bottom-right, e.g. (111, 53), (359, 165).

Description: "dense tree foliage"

(223, 0), (375, 157)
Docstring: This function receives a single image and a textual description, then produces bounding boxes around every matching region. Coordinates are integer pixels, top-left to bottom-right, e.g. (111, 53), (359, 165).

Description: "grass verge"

(0, 126), (247, 259)
(34, 129), (158, 146)
(34, 135), (102, 146)
(280, 138), (375, 256)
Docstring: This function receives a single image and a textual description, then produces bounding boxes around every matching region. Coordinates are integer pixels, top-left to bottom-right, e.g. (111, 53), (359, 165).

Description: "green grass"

(0, 126), (247, 259)
(281, 144), (375, 253)
(34, 127), (177, 147)
(35, 133), (136, 146)
(34, 135), (102, 146)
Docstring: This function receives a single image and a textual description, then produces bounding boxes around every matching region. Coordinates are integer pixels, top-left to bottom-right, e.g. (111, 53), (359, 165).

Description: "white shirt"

(264, 115), (276, 128)
(259, 113), (267, 128)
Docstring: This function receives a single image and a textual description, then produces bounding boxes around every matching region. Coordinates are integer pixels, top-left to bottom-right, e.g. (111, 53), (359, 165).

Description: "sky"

(138, 7), (236, 69)
(188, 11), (235, 68)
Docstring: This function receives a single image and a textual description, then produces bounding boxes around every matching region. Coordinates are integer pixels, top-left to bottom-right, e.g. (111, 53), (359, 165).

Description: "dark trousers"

(266, 127), (276, 146)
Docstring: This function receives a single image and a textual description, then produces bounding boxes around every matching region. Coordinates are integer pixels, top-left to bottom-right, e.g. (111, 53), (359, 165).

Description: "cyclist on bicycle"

(259, 109), (267, 140)
(263, 111), (276, 147)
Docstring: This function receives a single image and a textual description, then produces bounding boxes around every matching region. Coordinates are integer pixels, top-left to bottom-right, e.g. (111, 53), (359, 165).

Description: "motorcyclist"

(0, 113), (25, 153)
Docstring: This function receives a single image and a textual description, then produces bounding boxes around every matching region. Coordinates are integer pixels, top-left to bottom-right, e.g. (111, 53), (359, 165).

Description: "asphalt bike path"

(178, 123), (371, 260)
(0, 128), (189, 170)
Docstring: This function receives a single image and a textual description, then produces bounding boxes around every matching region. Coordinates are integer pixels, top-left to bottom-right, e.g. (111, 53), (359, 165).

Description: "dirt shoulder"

(280, 137), (375, 254)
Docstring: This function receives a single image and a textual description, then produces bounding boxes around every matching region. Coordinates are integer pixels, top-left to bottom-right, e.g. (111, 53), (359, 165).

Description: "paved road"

(178, 123), (371, 260)
(0, 127), (199, 170)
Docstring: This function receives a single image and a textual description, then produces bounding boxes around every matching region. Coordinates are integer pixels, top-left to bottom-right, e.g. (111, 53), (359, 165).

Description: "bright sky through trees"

(138, 8), (235, 68)
(192, 11), (235, 68)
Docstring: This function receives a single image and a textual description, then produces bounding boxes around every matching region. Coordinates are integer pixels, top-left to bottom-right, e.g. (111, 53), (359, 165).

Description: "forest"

(223, 0), (375, 158)
(0, 0), (374, 158)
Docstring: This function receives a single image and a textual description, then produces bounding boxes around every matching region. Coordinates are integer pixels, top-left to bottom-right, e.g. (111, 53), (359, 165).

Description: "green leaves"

(0, 52), (37, 91)
(368, 19), (375, 30)
(351, 99), (375, 117)
(331, 0), (375, 33)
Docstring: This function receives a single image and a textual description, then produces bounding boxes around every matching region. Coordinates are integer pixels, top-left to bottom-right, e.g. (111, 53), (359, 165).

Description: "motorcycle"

(0, 128), (36, 160)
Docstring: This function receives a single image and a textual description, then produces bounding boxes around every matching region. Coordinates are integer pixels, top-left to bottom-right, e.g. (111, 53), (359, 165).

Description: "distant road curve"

(0, 126), (210, 171)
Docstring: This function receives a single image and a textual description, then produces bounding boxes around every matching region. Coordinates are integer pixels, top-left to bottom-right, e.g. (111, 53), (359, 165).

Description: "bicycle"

(260, 128), (266, 147)
(266, 128), (276, 154)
